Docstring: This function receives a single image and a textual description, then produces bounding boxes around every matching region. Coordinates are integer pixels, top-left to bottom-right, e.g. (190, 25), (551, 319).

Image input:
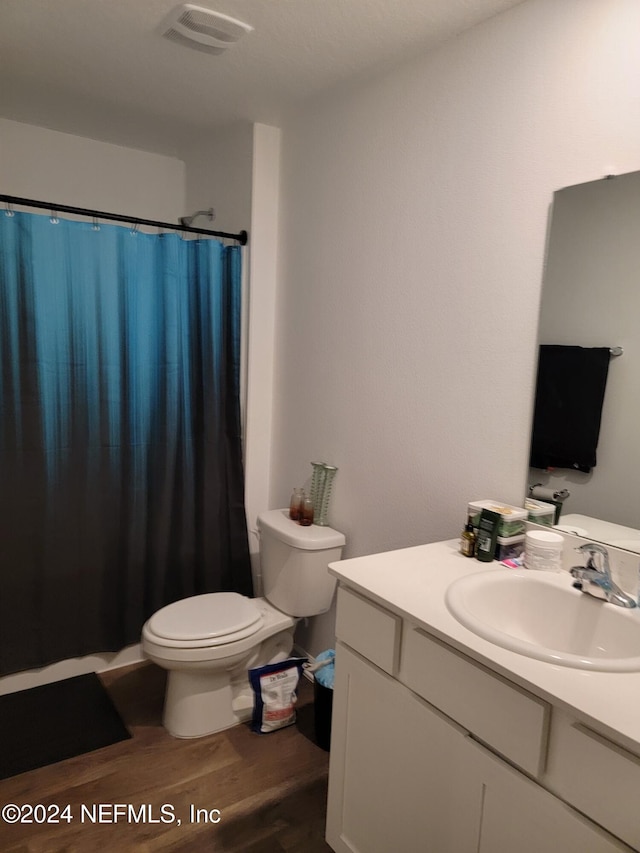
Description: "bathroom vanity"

(325, 540), (640, 852)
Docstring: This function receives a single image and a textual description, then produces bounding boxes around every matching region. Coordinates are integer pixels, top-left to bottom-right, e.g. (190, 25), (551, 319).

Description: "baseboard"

(0, 644), (144, 696)
(2, 643), (319, 696)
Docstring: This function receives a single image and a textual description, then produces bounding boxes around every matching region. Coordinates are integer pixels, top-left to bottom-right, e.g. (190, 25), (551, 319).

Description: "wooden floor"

(0, 663), (332, 853)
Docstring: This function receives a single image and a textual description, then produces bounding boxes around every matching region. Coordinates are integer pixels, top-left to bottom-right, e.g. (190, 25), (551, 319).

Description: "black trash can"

(314, 679), (333, 751)
(312, 650), (335, 751)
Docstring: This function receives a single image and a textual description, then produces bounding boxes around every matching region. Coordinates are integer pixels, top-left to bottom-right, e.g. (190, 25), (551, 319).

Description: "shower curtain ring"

(50, 208), (59, 224)
(130, 221), (139, 235)
(5, 201), (14, 217)
(92, 215), (100, 231)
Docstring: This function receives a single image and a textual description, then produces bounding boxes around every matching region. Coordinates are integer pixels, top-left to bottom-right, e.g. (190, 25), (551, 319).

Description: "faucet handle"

(571, 543), (635, 608)
(575, 542), (608, 555)
(574, 542), (609, 573)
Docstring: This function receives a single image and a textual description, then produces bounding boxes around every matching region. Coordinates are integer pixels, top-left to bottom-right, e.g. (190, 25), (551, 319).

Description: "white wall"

(0, 119), (185, 220)
(243, 124), (282, 587)
(183, 121), (253, 235)
(273, 0), (640, 654)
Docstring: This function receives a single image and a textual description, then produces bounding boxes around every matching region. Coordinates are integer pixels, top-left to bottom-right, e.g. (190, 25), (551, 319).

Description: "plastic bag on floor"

(249, 658), (307, 733)
(306, 649), (335, 689)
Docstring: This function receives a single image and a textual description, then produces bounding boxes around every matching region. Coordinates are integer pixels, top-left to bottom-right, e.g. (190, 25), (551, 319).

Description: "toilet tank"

(257, 509), (346, 617)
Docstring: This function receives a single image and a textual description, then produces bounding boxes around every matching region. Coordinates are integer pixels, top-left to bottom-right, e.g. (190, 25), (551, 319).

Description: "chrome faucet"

(570, 543), (636, 608)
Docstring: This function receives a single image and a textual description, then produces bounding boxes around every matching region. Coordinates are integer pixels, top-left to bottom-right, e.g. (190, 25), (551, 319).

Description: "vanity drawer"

(399, 625), (549, 777)
(546, 711), (640, 851)
(335, 586), (401, 676)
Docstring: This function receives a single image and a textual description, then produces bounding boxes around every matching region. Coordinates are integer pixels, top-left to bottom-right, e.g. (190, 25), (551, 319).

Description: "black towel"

(529, 345), (611, 473)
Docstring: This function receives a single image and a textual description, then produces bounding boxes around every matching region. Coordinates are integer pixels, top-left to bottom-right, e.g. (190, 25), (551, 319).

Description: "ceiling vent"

(158, 4), (253, 55)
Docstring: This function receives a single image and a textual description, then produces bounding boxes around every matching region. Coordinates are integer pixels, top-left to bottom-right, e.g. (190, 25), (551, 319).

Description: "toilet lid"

(148, 592), (262, 642)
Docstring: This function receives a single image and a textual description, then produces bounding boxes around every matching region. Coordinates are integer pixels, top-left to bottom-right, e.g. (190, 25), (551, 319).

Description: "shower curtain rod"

(0, 193), (248, 245)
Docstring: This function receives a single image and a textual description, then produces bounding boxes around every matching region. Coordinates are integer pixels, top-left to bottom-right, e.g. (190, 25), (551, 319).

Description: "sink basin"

(446, 569), (640, 671)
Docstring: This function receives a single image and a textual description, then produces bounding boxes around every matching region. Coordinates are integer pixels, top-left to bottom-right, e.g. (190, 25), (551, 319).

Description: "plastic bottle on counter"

(475, 510), (500, 562)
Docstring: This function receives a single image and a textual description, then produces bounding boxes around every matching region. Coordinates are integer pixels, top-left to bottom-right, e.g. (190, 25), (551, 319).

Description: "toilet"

(142, 508), (345, 738)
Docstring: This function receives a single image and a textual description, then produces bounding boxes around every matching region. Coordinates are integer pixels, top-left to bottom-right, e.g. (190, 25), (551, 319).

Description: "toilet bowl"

(142, 509), (345, 738)
(142, 595), (296, 737)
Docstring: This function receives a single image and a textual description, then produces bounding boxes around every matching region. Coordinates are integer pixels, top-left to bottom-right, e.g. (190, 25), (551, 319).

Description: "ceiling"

(0, 0), (524, 157)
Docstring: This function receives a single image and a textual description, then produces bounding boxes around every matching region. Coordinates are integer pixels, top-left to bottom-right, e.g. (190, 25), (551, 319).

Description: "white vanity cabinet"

(326, 585), (635, 853)
(465, 738), (630, 853)
(326, 641), (479, 853)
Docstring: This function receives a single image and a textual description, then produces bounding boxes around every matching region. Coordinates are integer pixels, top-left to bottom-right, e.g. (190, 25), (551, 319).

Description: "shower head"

(179, 207), (215, 227)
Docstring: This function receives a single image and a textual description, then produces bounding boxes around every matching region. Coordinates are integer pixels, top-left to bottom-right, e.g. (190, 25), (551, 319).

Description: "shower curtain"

(0, 210), (252, 676)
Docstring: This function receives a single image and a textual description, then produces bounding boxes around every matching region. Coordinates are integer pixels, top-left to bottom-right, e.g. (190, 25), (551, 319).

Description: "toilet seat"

(147, 592), (263, 648)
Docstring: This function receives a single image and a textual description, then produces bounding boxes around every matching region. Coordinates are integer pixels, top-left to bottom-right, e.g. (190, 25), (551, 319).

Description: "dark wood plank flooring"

(0, 662), (332, 853)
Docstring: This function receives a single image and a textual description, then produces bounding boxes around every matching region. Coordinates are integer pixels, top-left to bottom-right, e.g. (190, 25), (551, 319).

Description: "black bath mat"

(0, 672), (131, 780)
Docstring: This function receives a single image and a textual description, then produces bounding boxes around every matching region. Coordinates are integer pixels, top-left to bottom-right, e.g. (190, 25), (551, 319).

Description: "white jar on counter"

(524, 530), (564, 572)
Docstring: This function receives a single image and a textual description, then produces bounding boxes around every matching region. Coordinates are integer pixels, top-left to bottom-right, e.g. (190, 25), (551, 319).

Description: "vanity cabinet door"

(466, 738), (634, 853)
(326, 641), (480, 853)
(544, 710), (640, 851)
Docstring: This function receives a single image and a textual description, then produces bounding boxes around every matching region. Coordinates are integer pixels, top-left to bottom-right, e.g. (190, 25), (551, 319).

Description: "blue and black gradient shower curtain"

(0, 211), (252, 675)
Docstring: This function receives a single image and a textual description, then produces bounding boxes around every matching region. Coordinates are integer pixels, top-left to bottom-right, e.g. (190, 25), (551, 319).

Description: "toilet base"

(157, 625), (296, 738)
(164, 668), (240, 738)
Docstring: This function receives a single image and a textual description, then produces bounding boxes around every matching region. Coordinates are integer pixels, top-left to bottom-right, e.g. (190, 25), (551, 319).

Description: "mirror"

(528, 170), (640, 552)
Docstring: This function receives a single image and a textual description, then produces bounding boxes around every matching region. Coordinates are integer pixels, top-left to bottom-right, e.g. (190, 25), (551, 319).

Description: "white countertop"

(329, 539), (640, 755)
